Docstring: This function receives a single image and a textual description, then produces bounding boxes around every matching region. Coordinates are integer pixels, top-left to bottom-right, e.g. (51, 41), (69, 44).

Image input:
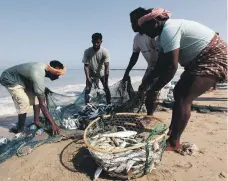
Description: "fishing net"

(44, 76), (143, 130)
(0, 123), (65, 164)
(0, 76), (143, 164)
(83, 113), (168, 180)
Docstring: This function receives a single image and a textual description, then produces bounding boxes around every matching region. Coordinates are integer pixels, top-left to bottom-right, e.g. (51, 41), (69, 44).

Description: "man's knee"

(173, 85), (183, 101)
(16, 98), (30, 114)
(173, 91), (193, 109)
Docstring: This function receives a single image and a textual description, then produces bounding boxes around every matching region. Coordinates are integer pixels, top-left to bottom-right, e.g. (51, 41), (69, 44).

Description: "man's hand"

(51, 123), (60, 135)
(123, 52), (139, 82)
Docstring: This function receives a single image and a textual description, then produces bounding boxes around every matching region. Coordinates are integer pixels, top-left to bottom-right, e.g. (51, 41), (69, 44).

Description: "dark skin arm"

(139, 49), (179, 93)
(123, 52), (140, 80)
(37, 97), (60, 134)
(104, 62), (109, 83)
(84, 64), (92, 84)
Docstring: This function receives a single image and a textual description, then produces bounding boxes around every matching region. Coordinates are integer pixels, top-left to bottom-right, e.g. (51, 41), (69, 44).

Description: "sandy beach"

(0, 89), (227, 181)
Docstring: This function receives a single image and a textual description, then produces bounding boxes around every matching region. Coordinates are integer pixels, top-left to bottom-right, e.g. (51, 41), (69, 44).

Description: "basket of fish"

(83, 113), (168, 180)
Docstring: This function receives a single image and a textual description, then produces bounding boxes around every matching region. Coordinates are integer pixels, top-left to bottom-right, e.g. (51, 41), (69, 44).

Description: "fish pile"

(87, 126), (164, 179)
(78, 103), (115, 120)
(62, 116), (81, 130)
(88, 127), (145, 151)
(58, 102), (149, 130)
(56, 103), (116, 130)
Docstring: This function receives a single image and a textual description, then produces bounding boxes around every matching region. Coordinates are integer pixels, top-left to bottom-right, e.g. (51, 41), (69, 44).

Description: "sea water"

(0, 69), (183, 116)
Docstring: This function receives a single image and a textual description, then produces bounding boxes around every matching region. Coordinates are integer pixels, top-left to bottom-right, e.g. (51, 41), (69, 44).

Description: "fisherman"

(132, 8), (227, 151)
(123, 7), (171, 115)
(0, 61), (66, 134)
(82, 33), (111, 104)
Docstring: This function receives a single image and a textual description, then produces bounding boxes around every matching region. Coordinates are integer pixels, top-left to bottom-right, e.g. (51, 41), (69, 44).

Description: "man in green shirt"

(82, 33), (111, 104)
(0, 60), (66, 134)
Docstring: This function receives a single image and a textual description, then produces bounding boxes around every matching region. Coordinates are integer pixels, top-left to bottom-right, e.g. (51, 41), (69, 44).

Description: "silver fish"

(110, 137), (120, 147)
(153, 142), (160, 151)
(125, 138), (138, 144)
(132, 157), (146, 162)
(114, 163), (127, 173)
(119, 141), (127, 148)
(111, 156), (129, 163)
(111, 150), (146, 163)
(91, 135), (100, 140)
(132, 163), (145, 169)
(126, 160), (136, 172)
(132, 169), (144, 175)
(93, 167), (102, 181)
(101, 131), (137, 138)
(98, 144), (115, 151)
(113, 150), (134, 157)
(108, 166), (118, 172)
(92, 137), (108, 146)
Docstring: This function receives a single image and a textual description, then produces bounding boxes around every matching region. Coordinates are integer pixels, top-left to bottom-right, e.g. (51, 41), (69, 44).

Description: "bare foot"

(165, 139), (181, 151)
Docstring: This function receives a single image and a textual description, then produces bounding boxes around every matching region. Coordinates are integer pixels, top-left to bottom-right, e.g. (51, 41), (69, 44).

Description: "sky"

(0, 0), (227, 69)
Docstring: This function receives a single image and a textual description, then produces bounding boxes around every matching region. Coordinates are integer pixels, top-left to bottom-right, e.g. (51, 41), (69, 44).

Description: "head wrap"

(45, 65), (66, 75)
(138, 8), (171, 27)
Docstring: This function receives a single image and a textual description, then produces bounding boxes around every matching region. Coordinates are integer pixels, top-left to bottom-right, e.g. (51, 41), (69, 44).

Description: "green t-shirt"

(0, 62), (46, 98)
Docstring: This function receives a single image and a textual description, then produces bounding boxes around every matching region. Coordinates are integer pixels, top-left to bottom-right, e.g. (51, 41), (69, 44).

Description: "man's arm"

(38, 97), (56, 125)
(84, 64), (91, 81)
(139, 52), (164, 90)
(123, 35), (140, 80)
(140, 23), (181, 92)
(140, 49), (179, 92)
(103, 49), (110, 83)
(32, 76), (60, 134)
(82, 50), (92, 83)
(123, 52), (140, 79)
(104, 62), (109, 83)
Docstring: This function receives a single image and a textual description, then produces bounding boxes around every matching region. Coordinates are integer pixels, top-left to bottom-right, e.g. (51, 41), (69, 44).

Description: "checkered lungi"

(182, 34), (227, 82)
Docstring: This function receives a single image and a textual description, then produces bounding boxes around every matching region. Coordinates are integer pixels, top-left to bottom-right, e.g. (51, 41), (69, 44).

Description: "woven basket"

(83, 113), (168, 180)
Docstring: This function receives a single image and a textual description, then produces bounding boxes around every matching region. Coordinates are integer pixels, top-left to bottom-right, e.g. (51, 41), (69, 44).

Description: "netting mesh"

(0, 77), (144, 164)
(44, 76), (141, 129)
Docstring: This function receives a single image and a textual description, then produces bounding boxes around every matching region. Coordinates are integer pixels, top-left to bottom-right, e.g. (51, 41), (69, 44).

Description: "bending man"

(123, 7), (170, 115)
(0, 61), (66, 134)
(132, 8), (227, 151)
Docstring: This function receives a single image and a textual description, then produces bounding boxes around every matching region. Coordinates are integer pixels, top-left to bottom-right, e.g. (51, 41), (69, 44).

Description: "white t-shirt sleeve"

(133, 35), (140, 53)
(103, 49), (110, 63)
(160, 22), (182, 53)
(82, 49), (89, 64)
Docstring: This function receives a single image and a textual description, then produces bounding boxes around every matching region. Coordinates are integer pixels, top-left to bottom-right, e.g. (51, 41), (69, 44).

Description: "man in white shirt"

(123, 7), (160, 115)
(82, 33), (111, 104)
